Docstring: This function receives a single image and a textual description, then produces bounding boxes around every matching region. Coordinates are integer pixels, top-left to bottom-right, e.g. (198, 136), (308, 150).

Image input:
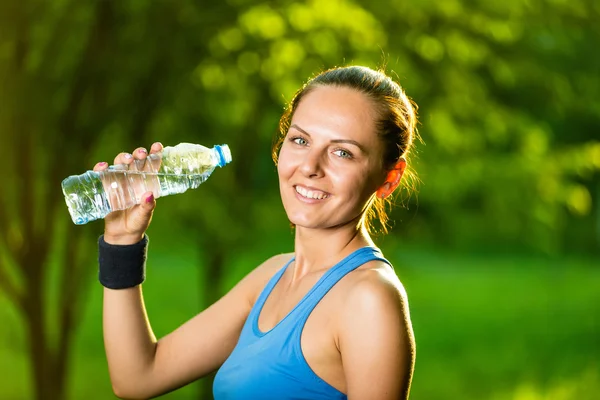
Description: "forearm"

(103, 285), (157, 397)
(99, 234), (157, 397)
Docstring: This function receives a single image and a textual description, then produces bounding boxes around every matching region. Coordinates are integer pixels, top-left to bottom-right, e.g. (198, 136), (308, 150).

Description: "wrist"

(98, 235), (149, 289)
(103, 232), (145, 245)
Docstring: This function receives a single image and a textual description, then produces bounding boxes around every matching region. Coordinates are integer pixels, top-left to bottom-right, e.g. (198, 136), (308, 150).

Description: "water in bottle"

(62, 143), (232, 225)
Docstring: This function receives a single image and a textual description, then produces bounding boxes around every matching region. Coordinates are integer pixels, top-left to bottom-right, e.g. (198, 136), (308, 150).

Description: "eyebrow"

(290, 124), (366, 153)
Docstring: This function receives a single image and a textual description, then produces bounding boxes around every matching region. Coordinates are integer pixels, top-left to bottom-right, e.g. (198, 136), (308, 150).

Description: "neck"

(290, 220), (375, 283)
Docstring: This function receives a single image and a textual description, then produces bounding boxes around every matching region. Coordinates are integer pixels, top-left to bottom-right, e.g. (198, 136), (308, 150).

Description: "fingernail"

(124, 153), (133, 159)
(98, 162), (108, 166)
(145, 194), (154, 203)
(139, 148), (148, 154)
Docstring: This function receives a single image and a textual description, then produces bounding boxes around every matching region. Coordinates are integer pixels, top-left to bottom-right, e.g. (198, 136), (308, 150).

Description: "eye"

(333, 149), (353, 159)
(291, 136), (308, 146)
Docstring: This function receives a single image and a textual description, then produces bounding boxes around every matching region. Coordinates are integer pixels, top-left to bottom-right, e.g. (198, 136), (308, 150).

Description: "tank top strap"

(292, 246), (391, 327)
(247, 256), (294, 323)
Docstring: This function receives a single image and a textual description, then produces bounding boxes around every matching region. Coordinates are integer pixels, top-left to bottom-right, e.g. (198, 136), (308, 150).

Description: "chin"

(284, 210), (331, 230)
(287, 213), (354, 232)
(286, 213), (318, 229)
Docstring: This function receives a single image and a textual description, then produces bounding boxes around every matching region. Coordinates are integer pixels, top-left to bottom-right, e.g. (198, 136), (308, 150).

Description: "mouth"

(294, 185), (331, 200)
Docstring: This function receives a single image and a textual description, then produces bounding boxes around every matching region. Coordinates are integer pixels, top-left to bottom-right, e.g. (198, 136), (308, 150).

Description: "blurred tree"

(0, 0), (192, 398)
(0, 1), (119, 398)
(363, 0), (600, 253)
(1, 0), (599, 399)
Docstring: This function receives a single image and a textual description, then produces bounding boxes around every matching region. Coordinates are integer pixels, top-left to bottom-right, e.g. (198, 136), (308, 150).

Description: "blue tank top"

(213, 246), (391, 400)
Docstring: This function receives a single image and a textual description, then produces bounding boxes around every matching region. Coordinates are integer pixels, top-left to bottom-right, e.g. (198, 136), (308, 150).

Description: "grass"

(0, 244), (598, 399)
(393, 248), (600, 400)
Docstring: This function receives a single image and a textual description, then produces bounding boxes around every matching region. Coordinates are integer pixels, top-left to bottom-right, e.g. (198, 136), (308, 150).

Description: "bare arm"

(103, 284), (157, 397)
(94, 143), (288, 398)
(103, 253), (287, 399)
(339, 267), (416, 400)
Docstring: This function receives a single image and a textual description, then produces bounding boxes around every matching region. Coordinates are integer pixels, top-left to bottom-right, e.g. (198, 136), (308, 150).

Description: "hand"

(93, 142), (163, 245)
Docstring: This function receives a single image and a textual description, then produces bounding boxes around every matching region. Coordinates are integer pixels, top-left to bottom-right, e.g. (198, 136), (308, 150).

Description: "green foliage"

(3, 0), (594, 253)
(361, 0), (600, 253)
(0, 0), (598, 398)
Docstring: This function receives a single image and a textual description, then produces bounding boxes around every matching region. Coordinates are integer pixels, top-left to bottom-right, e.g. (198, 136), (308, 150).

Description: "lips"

(294, 185), (330, 200)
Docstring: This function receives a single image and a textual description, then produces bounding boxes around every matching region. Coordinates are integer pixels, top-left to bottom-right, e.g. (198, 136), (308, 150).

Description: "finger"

(93, 161), (109, 172)
(130, 191), (156, 226)
(133, 147), (148, 160)
(131, 147), (149, 171)
(113, 152), (134, 166)
(149, 142), (163, 154)
(147, 142), (164, 172)
(141, 191), (156, 211)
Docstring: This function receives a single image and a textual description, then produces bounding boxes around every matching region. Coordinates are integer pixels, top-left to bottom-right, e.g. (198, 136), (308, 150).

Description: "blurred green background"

(0, 0), (598, 399)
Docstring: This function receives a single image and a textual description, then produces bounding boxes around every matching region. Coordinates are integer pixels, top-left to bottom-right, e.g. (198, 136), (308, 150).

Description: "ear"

(376, 159), (406, 199)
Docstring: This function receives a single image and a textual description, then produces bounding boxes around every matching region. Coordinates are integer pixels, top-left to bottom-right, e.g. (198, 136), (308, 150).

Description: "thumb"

(141, 192), (156, 212)
(128, 192), (156, 230)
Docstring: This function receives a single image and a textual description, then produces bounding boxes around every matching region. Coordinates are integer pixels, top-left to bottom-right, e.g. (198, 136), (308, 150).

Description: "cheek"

(276, 146), (289, 175)
(277, 144), (301, 178)
(331, 163), (376, 191)
(277, 164), (287, 186)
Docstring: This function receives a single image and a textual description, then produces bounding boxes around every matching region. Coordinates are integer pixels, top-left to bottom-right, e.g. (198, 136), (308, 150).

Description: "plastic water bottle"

(62, 143), (232, 225)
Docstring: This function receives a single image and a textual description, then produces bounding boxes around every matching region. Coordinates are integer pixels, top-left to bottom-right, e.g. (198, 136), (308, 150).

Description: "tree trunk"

(22, 276), (55, 400)
(596, 179), (600, 253)
(198, 245), (226, 400)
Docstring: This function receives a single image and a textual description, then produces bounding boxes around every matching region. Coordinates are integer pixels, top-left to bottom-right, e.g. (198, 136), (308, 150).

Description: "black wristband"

(98, 235), (148, 289)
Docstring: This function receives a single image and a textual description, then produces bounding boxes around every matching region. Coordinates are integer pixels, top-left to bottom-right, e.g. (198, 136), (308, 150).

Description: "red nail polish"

(145, 194), (154, 203)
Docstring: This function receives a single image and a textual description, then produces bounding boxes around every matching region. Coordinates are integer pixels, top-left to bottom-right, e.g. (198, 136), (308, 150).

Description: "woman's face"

(277, 85), (386, 230)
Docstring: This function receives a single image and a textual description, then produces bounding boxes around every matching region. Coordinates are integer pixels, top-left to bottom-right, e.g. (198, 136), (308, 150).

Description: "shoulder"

(336, 258), (414, 344)
(255, 252), (295, 278)
(344, 259), (410, 317)
(335, 258), (416, 398)
(243, 252), (294, 305)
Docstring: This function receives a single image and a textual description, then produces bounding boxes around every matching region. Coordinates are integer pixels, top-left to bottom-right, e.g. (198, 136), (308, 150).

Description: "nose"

(299, 148), (325, 178)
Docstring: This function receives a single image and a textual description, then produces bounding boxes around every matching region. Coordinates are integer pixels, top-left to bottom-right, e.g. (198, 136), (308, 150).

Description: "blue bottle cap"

(214, 144), (232, 167)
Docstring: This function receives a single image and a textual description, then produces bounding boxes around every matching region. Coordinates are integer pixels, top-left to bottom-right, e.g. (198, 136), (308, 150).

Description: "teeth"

(295, 186), (329, 200)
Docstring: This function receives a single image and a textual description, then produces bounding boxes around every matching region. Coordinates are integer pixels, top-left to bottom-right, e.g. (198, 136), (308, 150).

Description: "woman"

(96, 65), (418, 399)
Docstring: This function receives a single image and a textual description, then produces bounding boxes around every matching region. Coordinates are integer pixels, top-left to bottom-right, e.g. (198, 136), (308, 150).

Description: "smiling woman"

(273, 66), (419, 234)
(95, 65), (419, 400)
